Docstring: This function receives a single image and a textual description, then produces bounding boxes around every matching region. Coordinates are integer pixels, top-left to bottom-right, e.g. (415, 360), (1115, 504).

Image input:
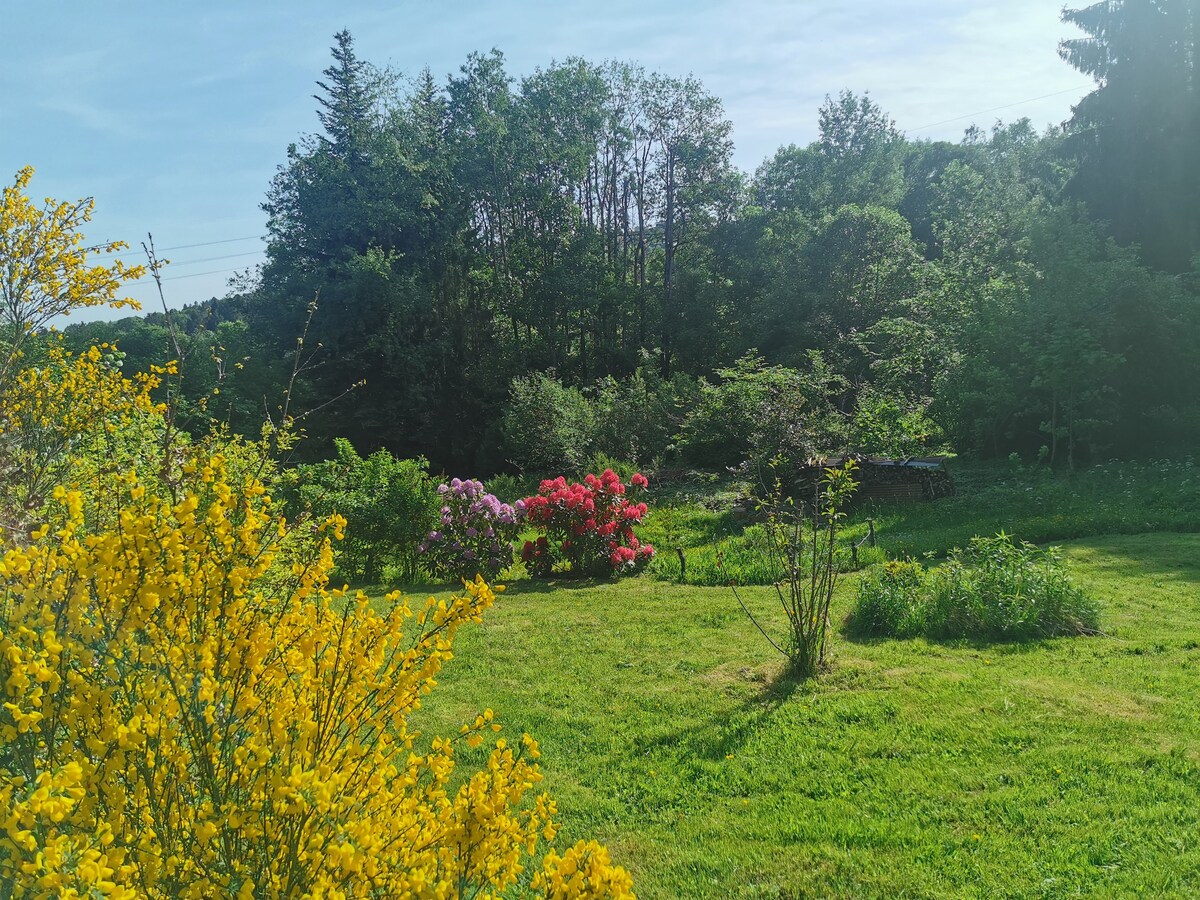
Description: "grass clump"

(850, 558), (929, 637)
(851, 533), (1100, 640)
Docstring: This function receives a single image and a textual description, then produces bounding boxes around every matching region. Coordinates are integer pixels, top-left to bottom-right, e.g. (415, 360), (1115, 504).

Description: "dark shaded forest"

(68, 0), (1200, 474)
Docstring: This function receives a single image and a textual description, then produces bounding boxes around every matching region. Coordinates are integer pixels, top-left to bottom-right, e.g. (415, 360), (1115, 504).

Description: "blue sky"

(1, 0), (1089, 320)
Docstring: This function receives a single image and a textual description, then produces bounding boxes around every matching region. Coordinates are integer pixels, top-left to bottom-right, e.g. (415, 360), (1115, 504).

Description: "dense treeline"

(68, 1), (1200, 472)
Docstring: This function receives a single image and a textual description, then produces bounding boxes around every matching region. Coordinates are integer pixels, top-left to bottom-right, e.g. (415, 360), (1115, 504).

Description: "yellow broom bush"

(0, 432), (635, 899)
(0, 167), (635, 898)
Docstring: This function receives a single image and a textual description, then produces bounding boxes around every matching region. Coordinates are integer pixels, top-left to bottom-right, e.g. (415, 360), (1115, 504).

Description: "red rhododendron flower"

(518, 470), (652, 577)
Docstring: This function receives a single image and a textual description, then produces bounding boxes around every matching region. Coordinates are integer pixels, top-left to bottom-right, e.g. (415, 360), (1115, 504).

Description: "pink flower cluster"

(418, 477), (521, 581)
(520, 469), (654, 577)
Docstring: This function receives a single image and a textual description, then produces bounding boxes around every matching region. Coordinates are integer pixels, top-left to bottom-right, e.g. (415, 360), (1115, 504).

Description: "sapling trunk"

(730, 461), (858, 679)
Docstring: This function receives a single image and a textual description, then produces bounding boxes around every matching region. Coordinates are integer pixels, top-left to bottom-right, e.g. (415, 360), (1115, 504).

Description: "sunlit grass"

(376, 528), (1200, 898)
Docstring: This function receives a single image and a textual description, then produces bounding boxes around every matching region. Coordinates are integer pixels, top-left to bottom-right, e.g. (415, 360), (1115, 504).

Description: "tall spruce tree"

(1060, 0), (1200, 272)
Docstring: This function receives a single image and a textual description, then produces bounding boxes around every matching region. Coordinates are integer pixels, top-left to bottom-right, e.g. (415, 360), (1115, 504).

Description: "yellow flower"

(0, 170), (636, 896)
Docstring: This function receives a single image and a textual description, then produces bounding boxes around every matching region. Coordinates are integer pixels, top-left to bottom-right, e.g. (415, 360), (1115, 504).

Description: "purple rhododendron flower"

(419, 477), (522, 582)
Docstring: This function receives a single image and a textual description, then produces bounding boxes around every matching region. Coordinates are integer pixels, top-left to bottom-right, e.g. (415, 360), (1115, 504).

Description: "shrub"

(419, 477), (522, 582)
(585, 452), (637, 482)
(728, 461), (858, 678)
(0, 454), (635, 897)
(850, 534), (1101, 640)
(280, 438), (439, 581)
(926, 534), (1101, 639)
(520, 469), (654, 577)
(0, 340), (168, 542)
(483, 471), (541, 505)
(675, 353), (786, 470)
(677, 352), (848, 473)
(502, 371), (594, 473)
(589, 364), (696, 464)
(850, 386), (942, 458)
(849, 559), (928, 637)
(0, 166), (143, 384)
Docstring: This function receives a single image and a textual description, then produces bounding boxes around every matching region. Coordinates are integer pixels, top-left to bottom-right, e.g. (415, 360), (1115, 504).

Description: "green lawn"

(399, 531), (1200, 898)
(631, 457), (1200, 585)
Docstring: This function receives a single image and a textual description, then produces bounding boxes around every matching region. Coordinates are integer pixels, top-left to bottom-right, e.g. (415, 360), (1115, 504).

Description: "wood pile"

(794, 455), (955, 504)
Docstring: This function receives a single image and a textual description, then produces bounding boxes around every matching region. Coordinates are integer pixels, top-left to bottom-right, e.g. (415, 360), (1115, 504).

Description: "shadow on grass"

(838, 621), (1092, 654)
(752, 665), (810, 708)
(627, 662), (821, 764)
(1065, 532), (1200, 585)
(501, 577), (621, 595)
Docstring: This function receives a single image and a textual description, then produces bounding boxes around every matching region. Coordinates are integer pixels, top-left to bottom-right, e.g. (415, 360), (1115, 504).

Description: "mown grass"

(634, 457), (1200, 585)
(855, 457), (1200, 558)
(385, 529), (1200, 898)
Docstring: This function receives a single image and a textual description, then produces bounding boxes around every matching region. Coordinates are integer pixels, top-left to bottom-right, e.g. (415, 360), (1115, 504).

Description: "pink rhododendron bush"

(520, 469), (653, 578)
(419, 477), (522, 581)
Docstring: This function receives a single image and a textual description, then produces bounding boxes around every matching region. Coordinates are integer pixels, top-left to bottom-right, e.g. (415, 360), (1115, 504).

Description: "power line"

(123, 263), (261, 286)
(156, 249), (265, 267)
(108, 234), (265, 260)
(161, 266), (255, 282)
(908, 83), (1093, 133)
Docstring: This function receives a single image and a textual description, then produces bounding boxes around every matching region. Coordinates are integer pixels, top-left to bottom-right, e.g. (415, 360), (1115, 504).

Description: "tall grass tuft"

(850, 533), (1100, 641)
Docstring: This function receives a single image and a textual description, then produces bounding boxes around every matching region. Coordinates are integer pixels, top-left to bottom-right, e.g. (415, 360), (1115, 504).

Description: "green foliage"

(925, 535), (1100, 639)
(677, 352), (844, 471)
(850, 387), (941, 458)
(588, 363), (697, 465)
(501, 372), (594, 474)
(849, 559), (929, 637)
(729, 462), (858, 678)
(279, 438), (439, 581)
(67, 27), (1200, 473)
(584, 452), (637, 483)
(851, 534), (1100, 641)
(480, 471), (541, 506)
(755, 91), (905, 215)
(1060, 0), (1200, 272)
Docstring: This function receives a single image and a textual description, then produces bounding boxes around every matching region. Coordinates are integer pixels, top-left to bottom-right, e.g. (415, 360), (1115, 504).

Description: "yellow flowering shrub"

(0, 340), (169, 542)
(0, 162), (635, 899)
(0, 450), (634, 897)
(0, 166), (143, 382)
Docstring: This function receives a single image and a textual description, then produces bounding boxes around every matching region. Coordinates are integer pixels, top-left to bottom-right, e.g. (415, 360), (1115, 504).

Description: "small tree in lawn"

(730, 461), (857, 678)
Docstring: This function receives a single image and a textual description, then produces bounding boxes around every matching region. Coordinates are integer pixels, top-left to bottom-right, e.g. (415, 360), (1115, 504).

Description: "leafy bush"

(585, 452), (638, 482)
(675, 354), (790, 470)
(849, 559), (928, 637)
(483, 471), (541, 505)
(419, 477), (522, 581)
(0, 340), (169, 542)
(502, 372), (594, 474)
(281, 438), (439, 581)
(589, 364), (697, 464)
(677, 352), (848, 473)
(926, 534), (1101, 639)
(501, 367), (695, 476)
(850, 386), (942, 458)
(851, 534), (1100, 640)
(0, 453), (636, 896)
(520, 469), (654, 577)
